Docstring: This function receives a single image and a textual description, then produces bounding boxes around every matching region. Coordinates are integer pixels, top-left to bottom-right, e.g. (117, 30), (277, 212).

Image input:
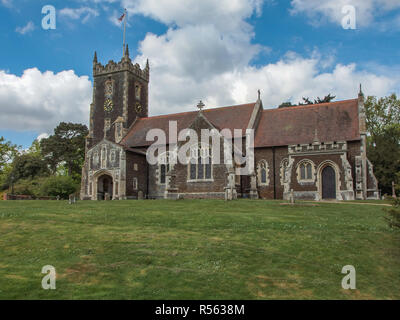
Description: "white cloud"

(15, 21), (35, 35)
(2, 0), (399, 137)
(59, 7), (99, 23)
(122, 0), (263, 31)
(135, 47), (399, 115)
(37, 133), (49, 141)
(290, 0), (400, 27)
(119, 0), (398, 112)
(0, 68), (92, 133)
(1, 0), (12, 7)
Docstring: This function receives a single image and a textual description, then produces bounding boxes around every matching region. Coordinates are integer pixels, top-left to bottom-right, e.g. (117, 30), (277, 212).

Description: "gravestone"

(69, 194), (77, 204)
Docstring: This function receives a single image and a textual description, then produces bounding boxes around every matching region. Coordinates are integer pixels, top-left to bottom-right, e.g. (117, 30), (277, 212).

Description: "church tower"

(87, 46), (149, 148)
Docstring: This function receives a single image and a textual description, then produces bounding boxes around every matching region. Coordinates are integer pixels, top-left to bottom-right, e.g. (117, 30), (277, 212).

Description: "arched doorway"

(97, 174), (113, 200)
(322, 166), (336, 199)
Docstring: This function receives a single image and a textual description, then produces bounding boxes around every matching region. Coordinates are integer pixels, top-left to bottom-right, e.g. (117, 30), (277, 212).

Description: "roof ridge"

(140, 102), (256, 120)
(263, 98), (358, 113)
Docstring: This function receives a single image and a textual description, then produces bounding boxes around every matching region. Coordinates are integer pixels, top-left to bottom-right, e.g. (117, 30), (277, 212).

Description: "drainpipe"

(146, 161), (149, 199)
(273, 147), (276, 199)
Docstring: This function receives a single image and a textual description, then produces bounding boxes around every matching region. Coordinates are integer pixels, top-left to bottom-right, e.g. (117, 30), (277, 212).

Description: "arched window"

(257, 160), (269, 186)
(300, 163), (312, 180)
(110, 150), (116, 162)
(135, 83), (141, 100)
(297, 160), (315, 182)
(159, 152), (171, 185)
(188, 144), (212, 181)
(93, 152), (99, 165)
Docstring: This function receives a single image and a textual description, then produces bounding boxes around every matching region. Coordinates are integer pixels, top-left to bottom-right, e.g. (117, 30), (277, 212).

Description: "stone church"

(80, 48), (379, 201)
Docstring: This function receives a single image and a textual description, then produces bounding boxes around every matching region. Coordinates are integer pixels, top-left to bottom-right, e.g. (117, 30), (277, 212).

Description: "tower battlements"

(93, 49), (149, 81)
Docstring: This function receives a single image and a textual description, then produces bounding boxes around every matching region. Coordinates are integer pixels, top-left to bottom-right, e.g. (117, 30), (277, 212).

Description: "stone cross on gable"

(197, 100), (205, 112)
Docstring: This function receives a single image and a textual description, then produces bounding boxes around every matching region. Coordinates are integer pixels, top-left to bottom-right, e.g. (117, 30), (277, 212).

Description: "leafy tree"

(11, 178), (44, 197)
(40, 122), (88, 177)
(0, 136), (20, 173)
(315, 94), (336, 104)
(0, 137), (20, 190)
(365, 94), (400, 195)
(385, 197), (400, 229)
(365, 94), (400, 138)
(28, 139), (42, 156)
(298, 94), (336, 105)
(9, 176), (79, 199)
(278, 102), (293, 108)
(299, 97), (314, 105)
(8, 153), (49, 184)
(40, 176), (79, 199)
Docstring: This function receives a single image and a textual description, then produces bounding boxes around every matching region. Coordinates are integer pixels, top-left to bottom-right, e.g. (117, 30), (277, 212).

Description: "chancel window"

(189, 145), (212, 181)
(133, 178), (138, 190)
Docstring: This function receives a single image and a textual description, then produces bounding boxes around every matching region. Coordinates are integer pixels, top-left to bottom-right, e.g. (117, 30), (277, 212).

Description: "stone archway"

(316, 161), (342, 201)
(322, 166), (336, 199)
(97, 174), (114, 200)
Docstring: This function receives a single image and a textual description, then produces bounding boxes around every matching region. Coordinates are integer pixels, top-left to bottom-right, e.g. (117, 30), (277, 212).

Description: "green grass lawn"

(0, 199), (399, 300)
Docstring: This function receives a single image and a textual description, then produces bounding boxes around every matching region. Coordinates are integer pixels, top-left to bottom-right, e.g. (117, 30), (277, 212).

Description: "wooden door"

(322, 166), (336, 199)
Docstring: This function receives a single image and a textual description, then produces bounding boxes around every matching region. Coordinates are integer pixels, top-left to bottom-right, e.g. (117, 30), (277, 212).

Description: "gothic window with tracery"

(189, 144), (212, 181)
(297, 160), (315, 182)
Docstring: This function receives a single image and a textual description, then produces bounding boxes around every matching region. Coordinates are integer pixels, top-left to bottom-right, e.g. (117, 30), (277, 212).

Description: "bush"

(12, 178), (44, 198)
(385, 197), (400, 229)
(39, 176), (79, 199)
(9, 176), (79, 199)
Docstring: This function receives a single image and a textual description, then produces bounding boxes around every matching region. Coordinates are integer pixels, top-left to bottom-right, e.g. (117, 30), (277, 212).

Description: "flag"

(118, 10), (126, 22)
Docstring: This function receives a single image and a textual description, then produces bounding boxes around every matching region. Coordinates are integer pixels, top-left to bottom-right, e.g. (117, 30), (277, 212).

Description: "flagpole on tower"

(123, 8), (127, 57)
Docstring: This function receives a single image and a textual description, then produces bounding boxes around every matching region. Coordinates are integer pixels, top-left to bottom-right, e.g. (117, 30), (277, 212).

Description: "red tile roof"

(122, 103), (256, 147)
(254, 99), (360, 148)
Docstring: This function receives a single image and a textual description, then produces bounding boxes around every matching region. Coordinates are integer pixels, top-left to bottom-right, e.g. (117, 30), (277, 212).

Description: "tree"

(365, 94), (400, 138)
(0, 137), (19, 173)
(41, 122), (88, 177)
(385, 197), (400, 229)
(40, 176), (79, 199)
(298, 94), (336, 105)
(365, 94), (400, 195)
(299, 97), (314, 105)
(8, 153), (49, 183)
(279, 94), (336, 107)
(315, 94), (336, 104)
(0, 137), (20, 190)
(278, 102), (293, 108)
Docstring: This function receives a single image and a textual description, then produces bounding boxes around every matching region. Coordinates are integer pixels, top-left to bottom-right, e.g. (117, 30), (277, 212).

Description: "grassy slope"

(0, 200), (399, 300)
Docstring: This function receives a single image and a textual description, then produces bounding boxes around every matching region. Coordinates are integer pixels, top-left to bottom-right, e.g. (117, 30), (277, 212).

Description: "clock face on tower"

(104, 98), (113, 112)
(135, 103), (142, 113)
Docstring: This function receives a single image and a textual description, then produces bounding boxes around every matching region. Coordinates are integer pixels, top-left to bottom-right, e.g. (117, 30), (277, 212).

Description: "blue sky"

(1, 0), (399, 148)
